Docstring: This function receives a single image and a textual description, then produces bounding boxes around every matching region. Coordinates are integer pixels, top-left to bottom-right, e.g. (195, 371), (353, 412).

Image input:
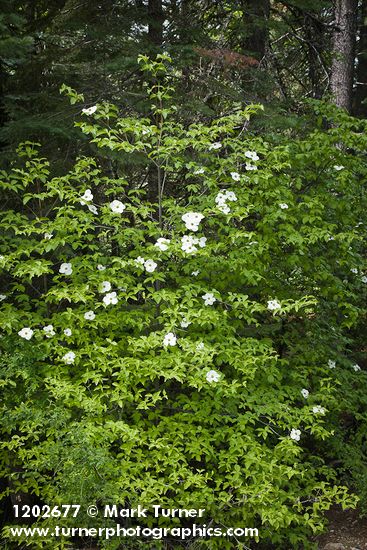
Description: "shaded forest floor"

(315, 506), (367, 549)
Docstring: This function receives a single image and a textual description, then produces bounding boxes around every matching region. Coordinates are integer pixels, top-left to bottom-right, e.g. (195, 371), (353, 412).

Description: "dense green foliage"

(1, 57), (366, 549)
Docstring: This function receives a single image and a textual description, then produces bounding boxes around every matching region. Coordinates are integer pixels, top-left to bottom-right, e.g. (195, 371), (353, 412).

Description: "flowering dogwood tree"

(1, 55), (366, 548)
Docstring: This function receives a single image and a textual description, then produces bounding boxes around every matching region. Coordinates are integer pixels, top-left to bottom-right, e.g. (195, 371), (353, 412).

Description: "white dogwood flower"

(44, 232), (53, 240)
(279, 203), (289, 209)
(163, 332), (177, 347)
(230, 172), (241, 181)
(97, 264), (106, 271)
(109, 200), (126, 213)
(100, 281), (112, 293)
(328, 360), (336, 369)
(81, 189), (93, 202)
(181, 235), (198, 254)
(103, 291), (118, 306)
(88, 204), (98, 215)
(353, 364), (361, 372)
(144, 259), (157, 273)
(312, 405), (325, 415)
(217, 203), (231, 214)
(202, 292), (216, 306)
(64, 328), (72, 337)
(62, 351), (76, 364)
(18, 327), (34, 340)
(43, 324), (55, 337)
(267, 299), (281, 311)
(59, 262), (72, 275)
(215, 192), (227, 206)
(84, 311), (96, 320)
(82, 105), (97, 115)
(182, 212), (205, 232)
(135, 256), (145, 266)
(180, 317), (191, 328)
(206, 369), (220, 383)
(301, 389), (309, 399)
(155, 238), (170, 251)
(225, 191), (237, 202)
(290, 428), (301, 441)
(245, 150), (259, 161)
(208, 142), (222, 150)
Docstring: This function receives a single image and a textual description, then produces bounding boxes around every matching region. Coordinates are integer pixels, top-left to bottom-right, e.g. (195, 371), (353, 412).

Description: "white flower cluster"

(180, 317), (191, 328)
(100, 281), (111, 293)
(62, 351), (76, 364)
(19, 325), (73, 339)
(163, 332), (177, 347)
(290, 428), (301, 441)
(88, 204), (98, 215)
(155, 238), (170, 251)
(181, 235), (206, 254)
(109, 200), (126, 214)
(135, 257), (157, 273)
(353, 364), (361, 372)
(43, 324), (56, 338)
(215, 190), (237, 214)
(80, 189), (93, 204)
(182, 212), (205, 232)
(245, 150), (259, 170)
(206, 369), (220, 383)
(59, 262), (72, 275)
(267, 299), (281, 311)
(312, 405), (325, 415)
(202, 292), (216, 306)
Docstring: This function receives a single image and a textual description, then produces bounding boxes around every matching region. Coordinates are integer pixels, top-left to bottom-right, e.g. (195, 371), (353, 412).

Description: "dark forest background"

(1, 0), (366, 171)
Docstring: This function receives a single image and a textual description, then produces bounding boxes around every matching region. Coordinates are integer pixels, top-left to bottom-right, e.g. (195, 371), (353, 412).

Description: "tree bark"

(353, 0), (367, 116)
(241, 0), (270, 61)
(330, 0), (358, 112)
(148, 0), (164, 47)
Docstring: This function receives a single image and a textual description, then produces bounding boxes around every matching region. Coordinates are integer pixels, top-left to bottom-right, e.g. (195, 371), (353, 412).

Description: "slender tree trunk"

(330, 0), (358, 112)
(146, 0), (164, 206)
(241, 0), (270, 61)
(148, 0), (164, 47)
(353, 0), (367, 116)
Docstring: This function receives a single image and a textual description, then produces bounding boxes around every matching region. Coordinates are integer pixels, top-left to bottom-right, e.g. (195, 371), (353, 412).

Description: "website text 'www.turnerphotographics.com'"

(9, 504), (259, 542)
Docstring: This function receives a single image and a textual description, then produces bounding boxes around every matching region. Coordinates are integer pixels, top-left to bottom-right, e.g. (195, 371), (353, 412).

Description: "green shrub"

(1, 55), (366, 549)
